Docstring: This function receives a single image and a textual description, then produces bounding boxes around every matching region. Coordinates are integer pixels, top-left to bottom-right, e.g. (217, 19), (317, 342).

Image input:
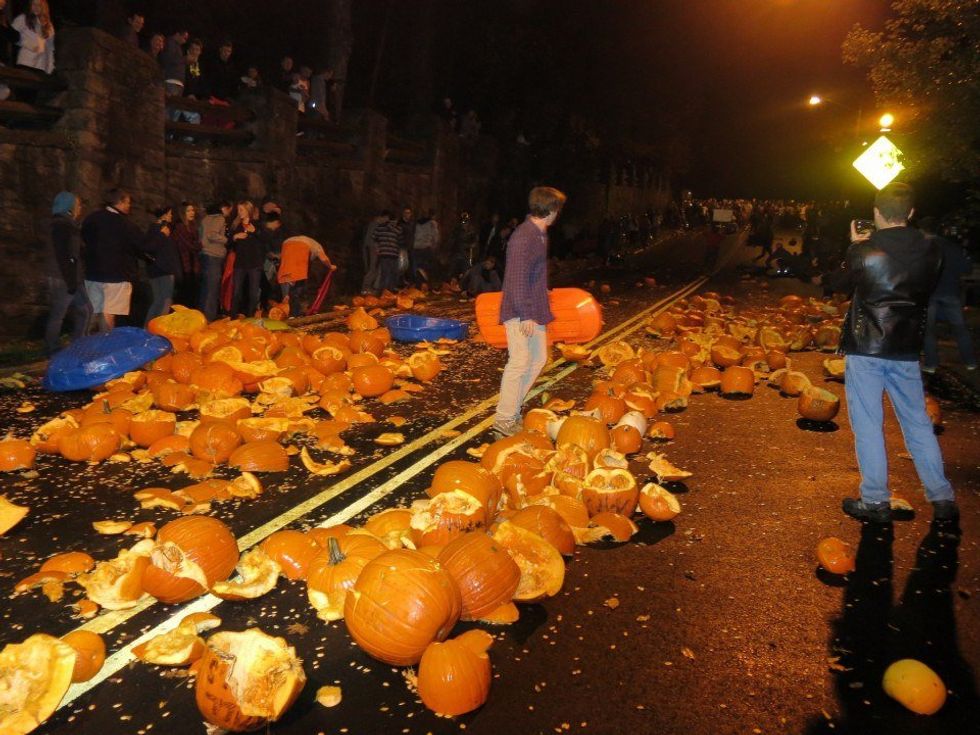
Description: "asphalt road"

(1, 230), (977, 735)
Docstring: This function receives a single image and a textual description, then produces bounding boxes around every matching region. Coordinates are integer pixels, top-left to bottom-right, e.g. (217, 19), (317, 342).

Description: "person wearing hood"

(839, 182), (958, 523)
(44, 191), (92, 355)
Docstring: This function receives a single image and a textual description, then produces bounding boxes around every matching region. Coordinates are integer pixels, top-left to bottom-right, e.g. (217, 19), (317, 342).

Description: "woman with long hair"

(171, 201), (202, 306)
(12, 0), (54, 75)
(230, 200), (264, 316)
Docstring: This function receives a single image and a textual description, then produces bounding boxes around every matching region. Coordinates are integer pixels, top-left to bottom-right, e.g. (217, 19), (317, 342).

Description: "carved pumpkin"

(228, 440), (290, 472)
(428, 461), (503, 523)
(142, 516), (238, 603)
(582, 467), (639, 517)
(437, 532), (521, 620)
(798, 386), (841, 422)
(344, 549), (462, 665)
(195, 629), (306, 732)
(418, 629), (493, 716)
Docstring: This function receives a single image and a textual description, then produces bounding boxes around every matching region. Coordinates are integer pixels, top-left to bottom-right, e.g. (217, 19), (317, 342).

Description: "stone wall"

(0, 27), (660, 340)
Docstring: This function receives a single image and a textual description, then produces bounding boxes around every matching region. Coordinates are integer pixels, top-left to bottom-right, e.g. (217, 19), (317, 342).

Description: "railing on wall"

(164, 95), (255, 145)
(0, 67), (65, 128)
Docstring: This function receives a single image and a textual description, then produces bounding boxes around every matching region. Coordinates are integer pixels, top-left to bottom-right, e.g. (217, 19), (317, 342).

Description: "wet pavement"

(1, 230), (977, 735)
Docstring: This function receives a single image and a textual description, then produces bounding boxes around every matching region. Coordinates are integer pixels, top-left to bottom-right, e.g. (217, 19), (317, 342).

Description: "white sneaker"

(491, 419), (521, 437)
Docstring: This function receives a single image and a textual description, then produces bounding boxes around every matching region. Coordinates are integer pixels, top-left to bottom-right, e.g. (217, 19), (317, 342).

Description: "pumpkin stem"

(102, 399), (112, 415)
(327, 536), (346, 565)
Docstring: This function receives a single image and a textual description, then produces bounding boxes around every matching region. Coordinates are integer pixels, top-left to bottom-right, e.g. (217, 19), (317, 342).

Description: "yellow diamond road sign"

(852, 135), (905, 189)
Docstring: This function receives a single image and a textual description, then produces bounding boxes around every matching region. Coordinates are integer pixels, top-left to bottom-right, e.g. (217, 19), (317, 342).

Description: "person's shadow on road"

(805, 520), (977, 735)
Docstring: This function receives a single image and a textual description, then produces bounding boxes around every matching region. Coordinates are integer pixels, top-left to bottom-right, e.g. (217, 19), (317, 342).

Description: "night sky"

(49, 0), (892, 199)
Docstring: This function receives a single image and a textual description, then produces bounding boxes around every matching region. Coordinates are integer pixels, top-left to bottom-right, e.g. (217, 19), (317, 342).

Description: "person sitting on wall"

(12, 0), (54, 76)
(179, 38), (207, 130)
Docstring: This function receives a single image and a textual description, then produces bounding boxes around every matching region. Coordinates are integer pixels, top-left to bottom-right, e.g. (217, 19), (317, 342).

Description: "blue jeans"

(495, 319), (548, 424)
(145, 275), (175, 325)
(923, 296), (976, 368)
(199, 254), (225, 321)
(845, 354), (954, 504)
(414, 248), (434, 283)
(283, 280), (307, 317)
(377, 257), (399, 293)
(232, 267), (262, 317)
(44, 277), (92, 355)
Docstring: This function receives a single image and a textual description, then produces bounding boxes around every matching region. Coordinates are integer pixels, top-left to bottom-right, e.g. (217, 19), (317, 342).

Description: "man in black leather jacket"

(840, 182), (958, 522)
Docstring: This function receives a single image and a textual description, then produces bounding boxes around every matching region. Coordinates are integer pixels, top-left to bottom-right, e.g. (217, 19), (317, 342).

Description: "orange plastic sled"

(475, 288), (603, 348)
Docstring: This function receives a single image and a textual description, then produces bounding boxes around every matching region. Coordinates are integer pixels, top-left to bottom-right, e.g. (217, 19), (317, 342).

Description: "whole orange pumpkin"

(57, 423), (122, 462)
(142, 516), (239, 603)
(306, 535), (387, 621)
(228, 441), (290, 472)
(189, 422), (242, 464)
(351, 364), (394, 398)
(437, 532), (521, 620)
(344, 549), (461, 665)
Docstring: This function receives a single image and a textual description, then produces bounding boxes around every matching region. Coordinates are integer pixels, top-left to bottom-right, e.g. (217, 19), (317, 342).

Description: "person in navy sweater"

(492, 186), (566, 437)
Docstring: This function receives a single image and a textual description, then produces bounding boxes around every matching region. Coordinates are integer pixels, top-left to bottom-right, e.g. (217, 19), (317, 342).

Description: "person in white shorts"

(81, 189), (143, 331)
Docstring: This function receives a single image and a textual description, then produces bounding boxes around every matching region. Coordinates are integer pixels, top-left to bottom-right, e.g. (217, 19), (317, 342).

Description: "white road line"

(57, 276), (706, 711)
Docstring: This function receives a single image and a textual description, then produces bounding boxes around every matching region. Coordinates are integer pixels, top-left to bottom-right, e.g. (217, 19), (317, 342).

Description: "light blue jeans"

(495, 319), (548, 424)
(845, 354), (954, 504)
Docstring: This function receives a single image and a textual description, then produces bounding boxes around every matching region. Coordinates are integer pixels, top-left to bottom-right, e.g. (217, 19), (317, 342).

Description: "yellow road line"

(57, 276), (705, 709)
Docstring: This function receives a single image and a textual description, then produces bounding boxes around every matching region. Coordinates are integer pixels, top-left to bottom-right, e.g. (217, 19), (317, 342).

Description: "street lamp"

(808, 95), (823, 106)
(879, 112), (895, 131)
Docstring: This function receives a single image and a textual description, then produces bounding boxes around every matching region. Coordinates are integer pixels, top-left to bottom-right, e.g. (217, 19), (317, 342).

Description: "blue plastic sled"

(385, 314), (469, 343)
(44, 327), (172, 392)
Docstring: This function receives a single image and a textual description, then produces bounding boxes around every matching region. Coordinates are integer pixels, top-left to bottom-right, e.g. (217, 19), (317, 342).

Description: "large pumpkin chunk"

(491, 522), (565, 602)
(0, 633), (76, 734)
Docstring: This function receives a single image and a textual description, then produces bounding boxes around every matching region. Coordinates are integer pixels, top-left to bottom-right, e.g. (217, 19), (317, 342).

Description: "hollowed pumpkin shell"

(0, 633), (76, 733)
(142, 516), (239, 604)
(491, 521), (565, 602)
(798, 386), (841, 422)
(638, 482), (681, 521)
(582, 468), (639, 517)
(418, 630), (493, 716)
(195, 629), (306, 732)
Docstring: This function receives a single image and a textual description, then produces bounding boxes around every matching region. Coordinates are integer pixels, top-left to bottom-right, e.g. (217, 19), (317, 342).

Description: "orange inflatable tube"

(475, 288), (603, 348)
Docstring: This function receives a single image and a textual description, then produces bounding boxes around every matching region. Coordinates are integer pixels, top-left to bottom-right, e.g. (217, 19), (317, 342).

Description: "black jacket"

(45, 214), (83, 291)
(141, 223), (182, 279)
(80, 207), (143, 283)
(231, 226), (266, 270)
(841, 226), (942, 359)
(931, 236), (972, 299)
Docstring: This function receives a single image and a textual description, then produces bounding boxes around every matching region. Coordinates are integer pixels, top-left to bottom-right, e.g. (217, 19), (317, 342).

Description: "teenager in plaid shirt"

(492, 186), (566, 436)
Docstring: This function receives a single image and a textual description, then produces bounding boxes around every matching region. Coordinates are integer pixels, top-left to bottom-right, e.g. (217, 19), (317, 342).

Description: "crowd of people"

(0, 2), (339, 125)
(43, 188), (332, 355)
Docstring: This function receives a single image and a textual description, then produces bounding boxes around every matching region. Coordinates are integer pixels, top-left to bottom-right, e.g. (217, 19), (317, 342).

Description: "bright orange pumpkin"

(228, 440), (290, 472)
(142, 516), (239, 603)
(344, 549), (462, 665)
(417, 630), (493, 716)
(259, 530), (320, 581)
(437, 532), (521, 620)
(0, 436), (36, 472)
(351, 365), (394, 398)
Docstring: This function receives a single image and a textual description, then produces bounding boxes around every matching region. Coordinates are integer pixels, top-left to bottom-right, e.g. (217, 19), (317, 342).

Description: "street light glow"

(808, 95), (822, 106)
(879, 112), (895, 129)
